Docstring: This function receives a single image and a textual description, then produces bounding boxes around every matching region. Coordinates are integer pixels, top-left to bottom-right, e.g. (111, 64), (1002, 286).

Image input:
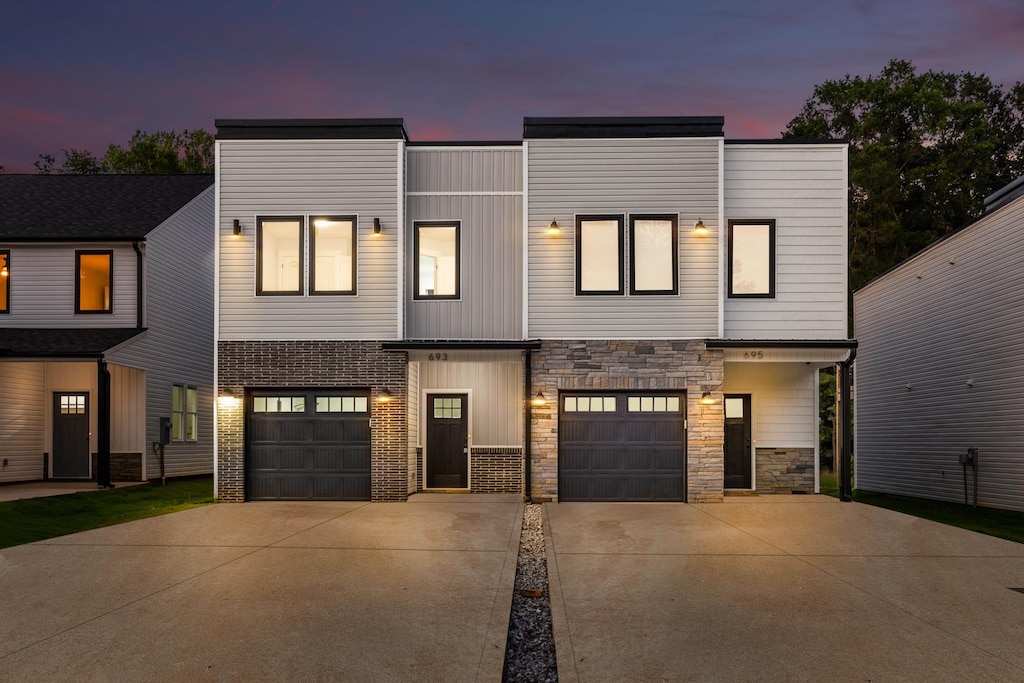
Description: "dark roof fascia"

(705, 339), (858, 349)
(0, 236), (144, 243)
(382, 340), (543, 351)
(216, 118), (409, 141)
(524, 116), (724, 139)
(726, 138), (848, 145)
(984, 174), (1024, 214)
(406, 141), (523, 147)
(0, 328), (146, 358)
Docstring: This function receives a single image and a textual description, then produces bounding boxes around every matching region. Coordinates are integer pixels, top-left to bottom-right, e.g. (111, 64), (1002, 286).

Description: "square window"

(311, 216), (356, 294)
(725, 397), (745, 419)
(414, 222), (460, 299)
(728, 220), (776, 297)
(254, 397), (267, 413)
(75, 250), (112, 313)
(564, 397), (577, 412)
(629, 215), (678, 295)
(576, 216), (624, 295)
(257, 217), (304, 295)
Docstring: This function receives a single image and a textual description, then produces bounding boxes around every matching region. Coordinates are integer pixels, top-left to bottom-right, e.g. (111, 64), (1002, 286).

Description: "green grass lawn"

(0, 477), (214, 549)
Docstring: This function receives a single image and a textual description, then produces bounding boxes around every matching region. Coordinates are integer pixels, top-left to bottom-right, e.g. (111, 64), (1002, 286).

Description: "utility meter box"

(159, 417), (172, 445)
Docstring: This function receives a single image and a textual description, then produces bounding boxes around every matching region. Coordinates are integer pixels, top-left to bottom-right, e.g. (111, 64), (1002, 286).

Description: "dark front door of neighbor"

(559, 392), (686, 502)
(53, 393), (90, 478)
(724, 394), (752, 489)
(426, 394), (468, 488)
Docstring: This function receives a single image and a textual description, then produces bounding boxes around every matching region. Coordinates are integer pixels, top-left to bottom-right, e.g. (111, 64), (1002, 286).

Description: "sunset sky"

(1, 0), (1022, 172)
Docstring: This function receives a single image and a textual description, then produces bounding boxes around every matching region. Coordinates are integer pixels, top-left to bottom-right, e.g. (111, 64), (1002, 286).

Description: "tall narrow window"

(75, 250), (112, 313)
(311, 215), (356, 294)
(728, 220), (776, 297)
(414, 222), (460, 299)
(576, 215), (624, 295)
(172, 384), (198, 442)
(257, 217), (304, 295)
(629, 215), (678, 295)
(0, 250), (9, 314)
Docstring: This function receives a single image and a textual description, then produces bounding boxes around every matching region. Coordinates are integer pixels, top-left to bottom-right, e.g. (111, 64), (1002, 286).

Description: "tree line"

(28, 129), (214, 175)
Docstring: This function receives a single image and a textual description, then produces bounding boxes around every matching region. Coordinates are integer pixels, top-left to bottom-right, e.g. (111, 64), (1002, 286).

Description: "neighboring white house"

(214, 116), (853, 503)
(0, 174), (215, 485)
(854, 175), (1024, 512)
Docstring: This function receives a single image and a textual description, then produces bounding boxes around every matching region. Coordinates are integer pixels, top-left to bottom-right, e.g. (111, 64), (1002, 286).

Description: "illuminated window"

(171, 384), (198, 442)
(311, 216), (356, 294)
(257, 217), (304, 294)
(252, 396), (306, 413)
(75, 250), (112, 313)
(576, 215), (624, 295)
(0, 250), (8, 314)
(315, 396), (368, 413)
(629, 215), (678, 295)
(563, 396), (617, 412)
(433, 397), (462, 419)
(627, 396), (681, 412)
(414, 222), (460, 299)
(728, 220), (775, 297)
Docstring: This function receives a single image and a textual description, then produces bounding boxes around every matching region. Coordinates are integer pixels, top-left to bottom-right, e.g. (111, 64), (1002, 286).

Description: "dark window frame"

(727, 219), (776, 298)
(413, 220), (461, 301)
(74, 249), (113, 314)
(629, 214), (679, 295)
(171, 383), (199, 443)
(575, 214), (625, 296)
(309, 214), (358, 296)
(256, 216), (305, 296)
(0, 250), (9, 314)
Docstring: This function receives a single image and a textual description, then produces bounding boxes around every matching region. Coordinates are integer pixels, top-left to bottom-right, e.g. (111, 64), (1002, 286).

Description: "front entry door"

(53, 393), (90, 478)
(426, 393), (468, 488)
(723, 394), (752, 489)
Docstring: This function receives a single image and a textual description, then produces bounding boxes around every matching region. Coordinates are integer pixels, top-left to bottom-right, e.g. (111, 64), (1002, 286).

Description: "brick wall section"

(756, 447), (815, 493)
(530, 340), (724, 502)
(413, 447), (523, 494)
(217, 341), (407, 502)
(88, 453), (142, 482)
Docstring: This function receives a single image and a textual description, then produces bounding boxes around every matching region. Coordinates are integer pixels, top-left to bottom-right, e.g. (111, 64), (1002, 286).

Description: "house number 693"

(743, 350), (764, 359)
(428, 353), (449, 361)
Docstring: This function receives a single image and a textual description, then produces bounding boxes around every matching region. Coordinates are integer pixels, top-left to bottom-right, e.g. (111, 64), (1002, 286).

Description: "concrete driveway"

(0, 495), (521, 682)
(545, 496), (1024, 682)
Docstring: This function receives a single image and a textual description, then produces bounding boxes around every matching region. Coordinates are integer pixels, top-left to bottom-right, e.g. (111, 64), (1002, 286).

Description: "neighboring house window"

(76, 250), (113, 313)
(728, 220), (776, 297)
(414, 222), (460, 299)
(0, 250), (9, 314)
(310, 215), (356, 294)
(576, 215), (624, 295)
(629, 215), (678, 295)
(257, 216), (304, 295)
(171, 384), (198, 442)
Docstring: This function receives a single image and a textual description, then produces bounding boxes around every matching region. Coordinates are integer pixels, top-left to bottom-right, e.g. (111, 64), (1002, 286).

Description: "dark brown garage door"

(247, 390), (371, 501)
(559, 392), (686, 502)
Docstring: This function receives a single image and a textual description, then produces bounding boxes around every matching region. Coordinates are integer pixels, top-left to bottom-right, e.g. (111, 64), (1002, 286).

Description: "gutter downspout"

(97, 357), (112, 488)
(838, 345), (858, 502)
(132, 241), (143, 329)
(524, 349), (532, 503)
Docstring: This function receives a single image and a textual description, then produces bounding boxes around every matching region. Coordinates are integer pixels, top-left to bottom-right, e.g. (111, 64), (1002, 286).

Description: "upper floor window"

(629, 215), (678, 295)
(257, 217), (304, 295)
(414, 222), (460, 300)
(0, 250), (9, 314)
(76, 250), (112, 313)
(576, 215), (624, 295)
(171, 384), (198, 442)
(311, 216), (356, 295)
(728, 220), (776, 298)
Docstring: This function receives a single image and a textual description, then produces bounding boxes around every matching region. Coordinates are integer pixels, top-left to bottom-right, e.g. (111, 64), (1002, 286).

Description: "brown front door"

(724, 394), (752, 489)
(53, 393), (90, 478)
(426, 394), (468, 488)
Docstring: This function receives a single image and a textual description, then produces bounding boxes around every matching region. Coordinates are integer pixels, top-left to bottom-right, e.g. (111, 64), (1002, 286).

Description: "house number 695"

(428, 353), (449, 361)
(743, 350), (764, 359)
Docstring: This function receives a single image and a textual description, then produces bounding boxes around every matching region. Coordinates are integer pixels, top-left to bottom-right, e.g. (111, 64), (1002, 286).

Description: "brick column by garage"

(216, 341), (407, 502)
(529, 340), (724, 502)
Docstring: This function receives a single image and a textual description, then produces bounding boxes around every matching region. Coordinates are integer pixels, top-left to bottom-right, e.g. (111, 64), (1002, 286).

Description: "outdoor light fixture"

(232, 219), (242, 236)
(377, 388), (393, 403)
(0, 257), (7, 278)
(547, 219), (560, 235)
(532, 391), (547, 407)
(217, 389), (240, 407)
(693, 219), (709, 235)
(699, 391), (716, 405)
(966, 379), (974, 387)
(373, 218), (382, 236)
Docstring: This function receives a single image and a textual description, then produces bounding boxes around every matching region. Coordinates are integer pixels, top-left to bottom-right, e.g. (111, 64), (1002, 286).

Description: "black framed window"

(171, 384), (198, 442)
(629, 214), (678, 295)
(257, 216), (304, 295)
(0, 250), (9, 314)
(728, 220), (776, 298)
(414, 221), (460, 300)
(576, 215), (624, 295)
(75, 250), (113, 313)
(310, 215), (357, 295)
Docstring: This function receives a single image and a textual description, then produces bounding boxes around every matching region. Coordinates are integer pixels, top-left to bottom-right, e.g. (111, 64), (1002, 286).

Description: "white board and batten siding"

(527, 138), (720, 339)
(723, 362), (817, 448)
(406, 147), (523, 339)
(218, 139), (401, 341)
(855, 194), (1024, 512)
(723, 144), (848, 340)
(0, 362), (45, 482)
(108, 187), (215, 477)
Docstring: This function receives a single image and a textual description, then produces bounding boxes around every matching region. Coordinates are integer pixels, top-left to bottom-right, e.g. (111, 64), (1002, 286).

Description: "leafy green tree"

(34, 129), (214, 176)
(35, 148), (104, 174)
(785, 59), (1024, 289)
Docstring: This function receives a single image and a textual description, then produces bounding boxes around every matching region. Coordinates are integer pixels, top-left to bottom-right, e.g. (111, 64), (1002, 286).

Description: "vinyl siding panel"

(527, 138), (720, 339)
(0, 362), (45, 482)
(724, 144), (848, 339)
(217, 140), (400, 340)
(3, 243), (138, 327)
(407, 148), (522, 193)
(107, 188), (214, 477)
(723, 362), (816, 448)
(417, 361), (523, 446)
(855, 196), (1024, 512)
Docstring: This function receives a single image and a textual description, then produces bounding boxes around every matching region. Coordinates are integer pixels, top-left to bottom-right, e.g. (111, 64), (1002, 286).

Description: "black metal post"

(837, 348), (857, 502)
(97, 358), (112, 488)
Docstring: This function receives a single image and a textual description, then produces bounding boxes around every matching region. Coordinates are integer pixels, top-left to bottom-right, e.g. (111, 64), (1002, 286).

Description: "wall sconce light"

(694, 219), (709, 235)
(532, 391), (547, 407)
(217, 389), (240, 407)
(699, 391), (716, 405)
(373, 218), (382, 236)
(547, 219), (560, 235)
(965, 379), (974, 387)
(232, 219), (242, 237)
(906, 384), (913, 391)
(1, 256), (8, 278)
(377, 388), (393, 403)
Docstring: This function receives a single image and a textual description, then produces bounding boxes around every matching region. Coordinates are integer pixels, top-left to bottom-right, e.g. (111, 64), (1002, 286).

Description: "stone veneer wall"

(87, 453), (144, 482)
(217, 341), (407, 502)
(756, 447), (815, 493)
(530, 340), (724, 502)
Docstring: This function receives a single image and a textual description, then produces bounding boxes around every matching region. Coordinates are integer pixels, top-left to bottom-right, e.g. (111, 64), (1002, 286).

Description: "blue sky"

(1, 0), (1022, 172)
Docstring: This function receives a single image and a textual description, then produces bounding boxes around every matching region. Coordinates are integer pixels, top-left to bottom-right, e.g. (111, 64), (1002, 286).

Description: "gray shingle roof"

(0, 328), (145, 357)
(0, 175), (213, 240)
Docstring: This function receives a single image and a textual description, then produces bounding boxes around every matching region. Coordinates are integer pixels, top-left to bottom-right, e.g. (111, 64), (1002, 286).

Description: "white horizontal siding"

(0, 362), (45, 482)
(723, 362), (816, 448)
(527, 138), (720, 339)
(724, 144), (848, 340)
(3, 243), (138, 327)
(855, 195), (1024, 512)
(217, 140), (400, 340)
(416, 361), (523, 446)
